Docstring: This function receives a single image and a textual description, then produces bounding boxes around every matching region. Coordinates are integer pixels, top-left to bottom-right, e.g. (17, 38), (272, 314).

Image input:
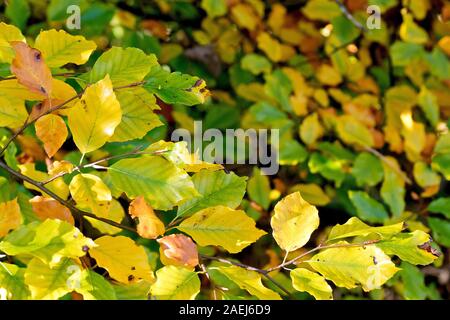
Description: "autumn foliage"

(0, 0), (449, 300)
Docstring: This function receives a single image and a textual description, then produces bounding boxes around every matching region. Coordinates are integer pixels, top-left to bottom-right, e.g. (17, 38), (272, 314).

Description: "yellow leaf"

(316, 64), (342, 86)
(151, 265), (200, 300)
(299, 113), (324, 146)
(29, 196), (74, 225)
(336, 115), (375, 147)
(35, 114), (68, 158)
(86, 199), (125, 235)
(257, 32), (295, 62)
(68, 74), (121, 154)
(438, 36), (450, 56)
(69, 173), (112, 217)
(289, 184), (331, 206)
(0, 22), (25, 63)
(34, 29), (96, 68)
(231, 3), (260, 31)
(18, 163), (70, 200)
(0, 79), (44, 101)
(129, 196), (165, 239)
(10, 42), (53, 97)
(327, 217), (404, 241)
(400, 110), (425, 161)
(213, 265), (282, 300)
(290, 268), (333, 300)
(0, 95), (28, 128)
(0, 198), (22, 237)
(271, 192), (319, 252)
(308, 242), (400, 291)
(90, 235), (154, 284)
(157, 234), (199, 269)
(399, 13), (429, 44)
(177, 206), (266, 253)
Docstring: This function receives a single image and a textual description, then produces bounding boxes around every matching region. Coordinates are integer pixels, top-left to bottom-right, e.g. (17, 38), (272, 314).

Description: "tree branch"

(363, 146), (413, 184)
(334, 0), (367, 31)
(0, 160), (137, 233)
(266, 240), (380, 272)
(199, 254), (292, 296)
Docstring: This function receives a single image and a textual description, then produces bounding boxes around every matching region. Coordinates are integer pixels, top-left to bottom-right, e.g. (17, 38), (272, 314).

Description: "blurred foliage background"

(1, 0), (449, 299)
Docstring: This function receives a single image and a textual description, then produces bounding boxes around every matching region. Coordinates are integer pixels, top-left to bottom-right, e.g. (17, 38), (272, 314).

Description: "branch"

(266, 240), (380, 272)
(0, 160), (137, 234)
(39, 147), (169, 186)
(199, 254), (291, 296)
(363, 146), (413, 184)
(0, 80), (148, 157)
(334, 0), (367, 31)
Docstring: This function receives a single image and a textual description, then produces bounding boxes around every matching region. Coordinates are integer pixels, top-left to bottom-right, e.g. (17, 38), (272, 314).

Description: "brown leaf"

(157, 234), (199, 269)
(35, 114), (68, 158)
(29, 196), (74, 225)
(0, 198), (22, 237)
(10, 42), (53, 97)
(129, 196), (165, 239)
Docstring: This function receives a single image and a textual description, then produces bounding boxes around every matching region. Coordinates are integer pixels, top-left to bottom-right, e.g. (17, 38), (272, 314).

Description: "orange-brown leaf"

(10, 41), (53, 97)
(29, 196), (74, 225)
(0, 198), (22, 237)
(129, 196), (165, 239)
(35, 114), (68, 158)
(157, 234), (199, 269)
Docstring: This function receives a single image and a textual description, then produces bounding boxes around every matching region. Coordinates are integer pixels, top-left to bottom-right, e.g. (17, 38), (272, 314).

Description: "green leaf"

(5, 0), (30, 31)
(76, 269), (117, 300)
(144, 65), (207, 106)
(247, 167), (271, 210)
(428, 197), (450, 218)
(151, 265), (200, 300)
(390, 41), (425, 67)
(109, 156), (198, 211)
(177, 170), (247, 218)
(114, 280), (151, 300)
(109, 90), (163, 142)
(241, 54), (272, 75)
(425, 48), (450, 80)
(177, 206), (266, 253)
(290, 268), (332, 300)
(336, 115), (374, 147)
(413, 162), (441, 188)
(0, 219), (95, 266)
(89, 47), (157, 86)
(352, 152), (384, 187)
(348, 191), (389, 224)
(417, 86), (439, 127)
(398, 262), (427, 300)
(427, 217), (450, 247)
(201, 0), (227, 18)
(0, 262), (30, 299)
(302, 0), (341, 21)
(308, 152), (346, 187)
(213, 265), (282, 300)
(377, 230), (439, 265)
(328, 217), (403, 241)
(308, 242), (399, 292)
(380, 157), (405, 217)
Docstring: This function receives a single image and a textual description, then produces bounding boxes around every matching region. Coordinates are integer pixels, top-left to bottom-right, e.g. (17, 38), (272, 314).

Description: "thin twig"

(334, 0), (367, 31)
(266, 240), (380, 272)
(0, 160), (137, 233)
(363, 146), (413, 184)
(199, 254), (291, 296)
